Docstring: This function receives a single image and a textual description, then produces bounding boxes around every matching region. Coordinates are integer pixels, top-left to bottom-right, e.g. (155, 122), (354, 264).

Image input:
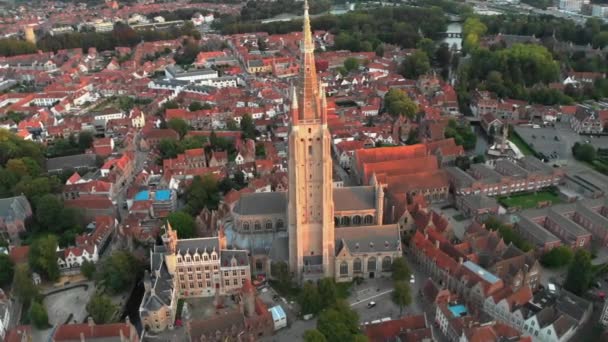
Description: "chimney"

(458, 257), (463, 264)
(435, 240), (440, 249)
(524, 264), (529, 273)
(87, 316), (95, 337)
(80, 332), (85, 342)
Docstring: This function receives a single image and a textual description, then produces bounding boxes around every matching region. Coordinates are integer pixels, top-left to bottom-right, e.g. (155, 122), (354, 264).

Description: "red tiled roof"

(53, 323), (137, 341)
(8, 246), (29, 264)
(364, 315), (427, 342)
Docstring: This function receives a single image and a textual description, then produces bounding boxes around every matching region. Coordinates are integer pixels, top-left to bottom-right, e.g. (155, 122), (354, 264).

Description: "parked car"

(410, 274), (415, 284)
(367, 301), (376, 308)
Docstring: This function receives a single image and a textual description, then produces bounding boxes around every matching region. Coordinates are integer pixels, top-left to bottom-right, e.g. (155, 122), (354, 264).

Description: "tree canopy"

(96, 251), (141, 294)
(317, 300), (365, 342)
(540, 246), (573, 268)
(564, 249), (594, 296)
(392, 281), (412, 315)
(29, 235), (60, 281)
(391, 257), (410, 282)
(304, 329), (327, 342)
(572, 142), (597, 163)
(13, 264), (39, 302)
(167, 118), (190, 139)
(184, 175), (220, 215)
(87, 293), (117, 324)
(400, 50), (431, 79)
(445, 119), (477, 151)
(299, 281), (322, 315)
(29, 301), (49, 329)
(384, 89), (418, 119)
(167, 211), (196, 239)
(0, 254), (14, 288)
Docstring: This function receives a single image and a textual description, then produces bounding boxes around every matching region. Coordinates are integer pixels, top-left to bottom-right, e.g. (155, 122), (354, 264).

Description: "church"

(225, 1), (402, 283)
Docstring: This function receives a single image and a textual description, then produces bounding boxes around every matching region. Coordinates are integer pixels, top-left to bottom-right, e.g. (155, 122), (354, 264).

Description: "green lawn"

(498, 189), (562, 209)
(509, 132), (535, 156)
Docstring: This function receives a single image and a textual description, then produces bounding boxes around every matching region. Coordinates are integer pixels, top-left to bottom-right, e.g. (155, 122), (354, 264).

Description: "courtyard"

(497, 189), (562, 209)
(43, 283), (96, 325)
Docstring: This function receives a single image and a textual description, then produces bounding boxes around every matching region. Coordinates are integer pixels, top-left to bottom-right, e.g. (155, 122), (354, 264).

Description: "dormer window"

(211, 253), (217, 261)
(369, 242), (374, 249)
(203, 254), (209, 261)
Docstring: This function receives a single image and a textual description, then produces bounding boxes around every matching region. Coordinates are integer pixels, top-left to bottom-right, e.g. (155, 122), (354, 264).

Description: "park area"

(497, 189), (562, 210)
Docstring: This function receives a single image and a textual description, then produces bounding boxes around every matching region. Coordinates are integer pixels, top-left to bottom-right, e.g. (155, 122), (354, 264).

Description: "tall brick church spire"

(288, 0), (335, 281)
(296, 0), (323, 123)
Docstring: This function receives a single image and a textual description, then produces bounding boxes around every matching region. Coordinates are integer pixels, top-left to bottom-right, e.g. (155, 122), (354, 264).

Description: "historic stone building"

(224, 1), (401, 283)
(139, 223), (251, 333)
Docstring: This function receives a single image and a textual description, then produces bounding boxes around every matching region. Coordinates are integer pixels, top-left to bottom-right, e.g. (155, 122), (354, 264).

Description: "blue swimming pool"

(448, 304), (467, 317)
(134, 191), (149, 201)
(155, 190), (171, 201)
(134, 190), (171, 201)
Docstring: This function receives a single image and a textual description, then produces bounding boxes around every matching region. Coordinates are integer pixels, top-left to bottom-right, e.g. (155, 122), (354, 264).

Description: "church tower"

(288, 0), (335, 280)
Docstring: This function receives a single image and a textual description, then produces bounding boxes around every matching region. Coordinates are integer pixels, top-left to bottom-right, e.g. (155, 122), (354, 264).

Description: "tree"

(416, 38), (435, 58)
(168, 118), (189, 139)
(304, 329), (327, 342)
(299, 281), (322, 315)
(391, 257), (410, 282)
(445, 119), (477, 150)
(318, 278), (338, 308)
(81, 260), (96, 280)
(78, 131), (94, 150)
(188, 101), (204, 112)
(36, 194), (63, 230)
(540, 246), (573, 268)
(29, 301), (49, 329)
(392, 281), (412, 315)
(162, 100), (179, 110)
(226, 119), (239, 131)
(317, 300), (362, 342)
(435, 43), (452, 69)
(240, 114), (256, 140)
(472, 154), (486, 164)
(29, 235), (60, 281)
(271, 261), (293, 294)
(572, 142), (597, 163)
(96, 251), (140, 294)
(564, 249), (593, 295)
(87, 293), (117, 324)
(343, 57), (360, 72)
(384, 89), (418, 119)
(0, 254), (14, 287)
(455, 156), (471, 171)
(400, 50), (430, 79)
(255, 142), (266, 157)
(13, 265), (39, 302)
(167, 211), (196, 238)
(184, 175), (220, 214)
(462, 17), (487, 52)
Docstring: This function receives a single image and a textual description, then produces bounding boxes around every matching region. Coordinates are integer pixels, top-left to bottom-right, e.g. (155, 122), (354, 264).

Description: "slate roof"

(46, 153), (97, 172)
(469, 164), (503, 183)
(0, 195), (31, 222)
(220, 249), (249, 267)
(176, 237), (220, 256)
(233, 192), (286, 215)
(460, 194), (498, 210)
(333, 186), (375, 211)
(141, 252), (173, 314)
(335, 224), (400, 255)
(445, 166), (475, 188)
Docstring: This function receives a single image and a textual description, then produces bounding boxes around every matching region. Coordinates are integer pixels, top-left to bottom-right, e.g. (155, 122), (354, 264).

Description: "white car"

(410, 274), (415, 284)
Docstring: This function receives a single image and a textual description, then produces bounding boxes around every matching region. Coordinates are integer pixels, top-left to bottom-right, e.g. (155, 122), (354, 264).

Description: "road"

(116, 130), (149, 221)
